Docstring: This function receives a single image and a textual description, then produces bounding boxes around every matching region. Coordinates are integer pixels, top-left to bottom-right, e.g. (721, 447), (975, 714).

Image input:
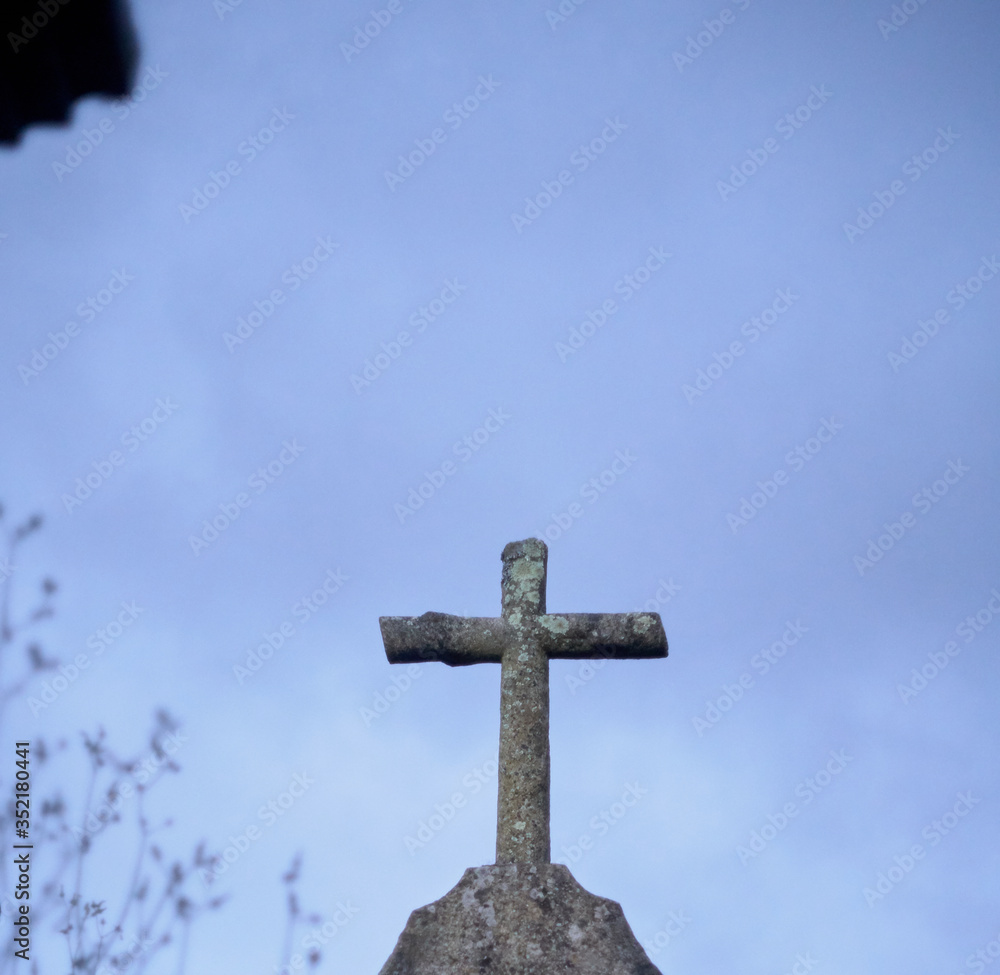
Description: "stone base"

(378, 863), (662, 975)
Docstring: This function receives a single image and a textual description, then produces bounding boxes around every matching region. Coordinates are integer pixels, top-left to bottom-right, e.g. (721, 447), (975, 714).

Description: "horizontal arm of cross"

(379, 612), (508, 666)
(535, 612), (668, 659)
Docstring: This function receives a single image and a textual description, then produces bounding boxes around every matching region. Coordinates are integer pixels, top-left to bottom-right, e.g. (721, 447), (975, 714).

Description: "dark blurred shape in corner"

(1, 0), (138, 146)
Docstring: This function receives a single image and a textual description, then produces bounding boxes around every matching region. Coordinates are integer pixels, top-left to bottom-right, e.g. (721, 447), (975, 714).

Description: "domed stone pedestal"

(378, 863), (661, 975)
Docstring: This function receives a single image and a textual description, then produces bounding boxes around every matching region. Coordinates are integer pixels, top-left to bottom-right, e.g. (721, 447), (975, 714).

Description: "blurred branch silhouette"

(0, 506), (324, 973)
(0, 0), (139, 146)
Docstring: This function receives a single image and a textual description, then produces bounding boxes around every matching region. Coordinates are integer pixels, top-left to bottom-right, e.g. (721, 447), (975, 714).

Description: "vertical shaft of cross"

(496, 539), (550, 864)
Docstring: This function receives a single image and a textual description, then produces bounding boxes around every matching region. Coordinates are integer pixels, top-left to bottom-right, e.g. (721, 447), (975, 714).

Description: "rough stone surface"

(496, 540), (550, 864)
(377, 863), (662, 975)
(378, 538), (668, 865)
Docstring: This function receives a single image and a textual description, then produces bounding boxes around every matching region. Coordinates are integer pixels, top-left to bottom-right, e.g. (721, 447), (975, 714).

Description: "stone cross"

(379, 538), (667, 864)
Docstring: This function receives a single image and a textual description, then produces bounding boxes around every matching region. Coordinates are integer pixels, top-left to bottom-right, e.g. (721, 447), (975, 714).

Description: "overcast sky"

(2, 0), (999, 972)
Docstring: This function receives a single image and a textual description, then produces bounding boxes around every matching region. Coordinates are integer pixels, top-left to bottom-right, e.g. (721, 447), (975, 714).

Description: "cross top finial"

(501, 537), (547, 619)
(380, 539), (667, 863)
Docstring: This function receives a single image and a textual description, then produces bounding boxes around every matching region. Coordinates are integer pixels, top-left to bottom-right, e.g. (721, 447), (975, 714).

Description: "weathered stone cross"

(379, 537), (667, 864)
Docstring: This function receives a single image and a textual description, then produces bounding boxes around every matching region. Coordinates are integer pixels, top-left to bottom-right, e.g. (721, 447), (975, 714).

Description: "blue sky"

(2, 0), (999, 971)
